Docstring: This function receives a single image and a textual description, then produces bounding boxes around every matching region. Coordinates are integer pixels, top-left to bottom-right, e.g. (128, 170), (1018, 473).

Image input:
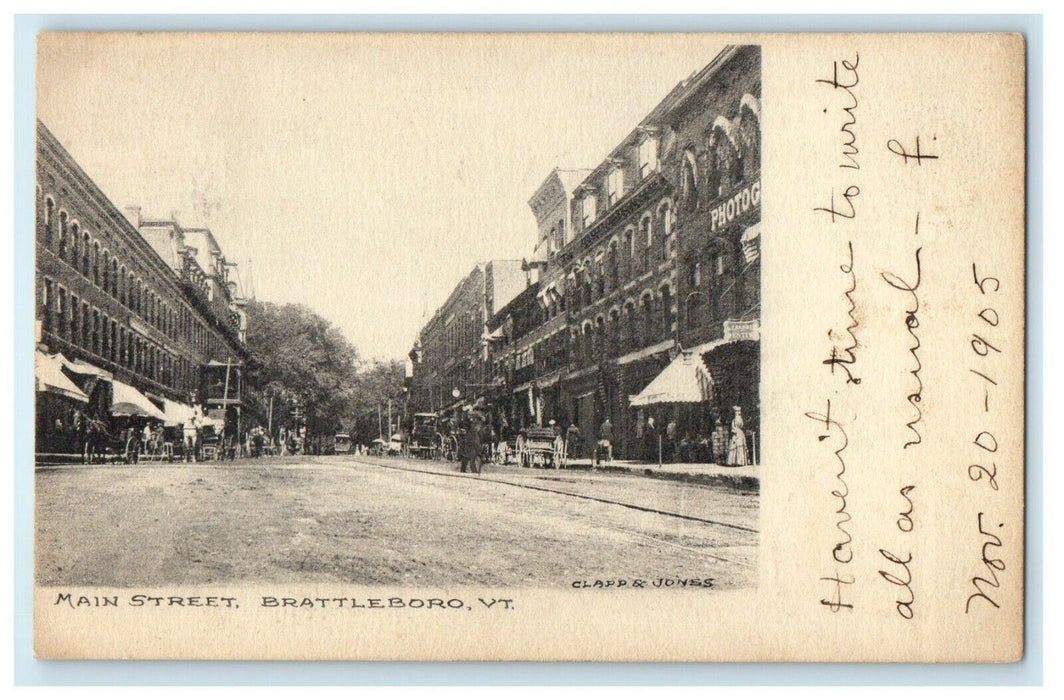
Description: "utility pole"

(267, 393), (274, 437)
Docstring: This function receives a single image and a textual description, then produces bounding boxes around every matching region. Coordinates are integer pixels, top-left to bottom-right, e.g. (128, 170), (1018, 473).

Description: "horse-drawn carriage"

(518, 426), (564, 469)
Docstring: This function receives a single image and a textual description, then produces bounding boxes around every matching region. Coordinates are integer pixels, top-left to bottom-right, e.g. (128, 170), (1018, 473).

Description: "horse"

(83, 418), (111, 464)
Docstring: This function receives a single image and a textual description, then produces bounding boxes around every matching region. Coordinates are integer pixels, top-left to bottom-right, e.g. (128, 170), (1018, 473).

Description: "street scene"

(34, 35), (761, 590)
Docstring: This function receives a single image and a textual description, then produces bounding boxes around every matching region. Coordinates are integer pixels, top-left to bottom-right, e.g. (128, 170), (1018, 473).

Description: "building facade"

(34, 120), (249, 454)
(408, 260), (527, 414)
(410, 44), (760, 462)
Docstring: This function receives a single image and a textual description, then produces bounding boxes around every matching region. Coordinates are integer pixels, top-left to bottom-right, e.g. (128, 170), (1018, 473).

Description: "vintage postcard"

(31, 32), (1025, 661)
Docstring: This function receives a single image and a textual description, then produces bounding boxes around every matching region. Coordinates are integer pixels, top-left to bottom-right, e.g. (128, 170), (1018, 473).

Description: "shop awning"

(111, 380), (165, 420)
(35, 351), (89, 403)
(629, 351), (714, 407)
(161, 400), (195, 427)
(57, 354), (112, 379)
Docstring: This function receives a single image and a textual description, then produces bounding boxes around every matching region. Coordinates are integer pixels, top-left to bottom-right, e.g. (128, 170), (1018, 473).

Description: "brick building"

(34, 120), (249, 456)
(408, 260), (527, 414)
(411, 44), (760, 462)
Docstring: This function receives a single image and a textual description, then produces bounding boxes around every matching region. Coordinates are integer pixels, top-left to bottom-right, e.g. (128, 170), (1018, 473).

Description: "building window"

(681, 150), (698, 209)
(661, 286), (674, 338)
(582, 193), (597, 229)
(41, 278), (53, 333)
(640, 216), (652, 273)
(692, 261), (702, 287)
(70, 295), (79, 344)
(45, 198), (56, 248)
(625, 302), (637, 351)
(110, 320), (117, 363)
(92, 308), (100, 355)
(57, 288), (67, 339)
(607, 168), (623, 206)
(81, 303), (90, 349)
(70, 222), (80, 268)
(92, 242), (101, 286)
(608, 241), (619, 290)
(639, 138), (659, 179)
(81, 232), (91, 277)
(57, 212), (68, 259)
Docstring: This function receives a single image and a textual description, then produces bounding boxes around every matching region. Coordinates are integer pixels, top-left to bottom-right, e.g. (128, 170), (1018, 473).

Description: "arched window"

(102, 251), (110, 292)
(608, 240), (619, 290)
(70, 222), (80, 267)
(110, 259), (119, 297)
(639, 215), (653, 273)
(624, 301), (637, 352)
(641, 292), (656, 345)
(595, 316), (606, 359)
(58, 211), (68, 258)
(660, 285), (674, 340)
(623, 228), (634, 279)
(738, 95), (761, 180)
(81, 231), (91, 277)
(609, 308), (621, 355)
(709, 121), (741, 198)
(44, 197), (55, 248)
(681, 149), (698, 210)
(92, 241), (101, 286)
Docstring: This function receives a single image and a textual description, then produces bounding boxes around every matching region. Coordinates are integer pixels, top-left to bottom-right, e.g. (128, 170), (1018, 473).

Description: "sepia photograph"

(34, 35), (760, 593)
(27, 30), (1028, 663)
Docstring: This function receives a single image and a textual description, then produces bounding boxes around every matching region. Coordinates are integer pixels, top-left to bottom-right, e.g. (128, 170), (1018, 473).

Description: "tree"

(244, 300), (360, 436)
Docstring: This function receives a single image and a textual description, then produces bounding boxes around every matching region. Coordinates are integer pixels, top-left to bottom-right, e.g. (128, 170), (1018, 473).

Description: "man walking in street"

(565, 421), (581, 464)
(596, 416), (613, 467)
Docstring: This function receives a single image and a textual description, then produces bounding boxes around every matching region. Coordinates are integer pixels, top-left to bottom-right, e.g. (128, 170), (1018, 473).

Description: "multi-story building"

(411, 44), (760, 462)
(34, 120), (249, 455)
(484, 280), (541, 427)
(516, 44), (761, 460)
(408, 260), (527, 414)
(667, 44), (762, 456)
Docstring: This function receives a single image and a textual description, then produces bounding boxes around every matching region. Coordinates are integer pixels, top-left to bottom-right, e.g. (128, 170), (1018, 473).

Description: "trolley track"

(348, 455), (759, 535)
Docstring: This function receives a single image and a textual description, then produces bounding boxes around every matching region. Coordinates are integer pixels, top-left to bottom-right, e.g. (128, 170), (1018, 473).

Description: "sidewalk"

(558, 457), (759, 490)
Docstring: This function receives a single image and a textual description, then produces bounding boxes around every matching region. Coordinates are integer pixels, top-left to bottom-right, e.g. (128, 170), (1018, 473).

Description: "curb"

(563, 462), (759, 491)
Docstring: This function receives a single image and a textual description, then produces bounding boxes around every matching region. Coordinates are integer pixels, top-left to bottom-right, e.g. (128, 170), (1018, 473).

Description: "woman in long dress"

(727, 406), (749, 466)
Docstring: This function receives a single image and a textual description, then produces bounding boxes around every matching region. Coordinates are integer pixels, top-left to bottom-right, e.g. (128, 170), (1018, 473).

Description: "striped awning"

(35, 351), (89, 403)
(629, 351), (714, 407)
(111, 380), (165, 420)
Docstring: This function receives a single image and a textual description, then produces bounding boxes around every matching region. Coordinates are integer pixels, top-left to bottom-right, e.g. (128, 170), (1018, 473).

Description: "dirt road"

(35, 455), (758, 589)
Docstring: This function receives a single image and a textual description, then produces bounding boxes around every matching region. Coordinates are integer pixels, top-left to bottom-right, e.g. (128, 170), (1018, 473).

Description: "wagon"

(407, 413), (440, 459)
(518, 427), (564, 469)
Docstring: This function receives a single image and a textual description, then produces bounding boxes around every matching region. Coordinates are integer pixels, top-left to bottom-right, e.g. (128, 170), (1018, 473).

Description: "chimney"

(124, 206), (141, 228)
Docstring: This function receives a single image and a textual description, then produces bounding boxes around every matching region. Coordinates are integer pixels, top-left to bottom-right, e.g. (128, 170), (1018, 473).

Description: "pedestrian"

(644, 415), (659, 463)
(565, 421), (580, 462)
(727, 406), (749, 467)
(597, 417), (613, 466)
(665, 416), (678, 462)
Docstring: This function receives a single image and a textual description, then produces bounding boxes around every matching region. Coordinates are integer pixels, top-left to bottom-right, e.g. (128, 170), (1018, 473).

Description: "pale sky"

(37, 33), (729, 362)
